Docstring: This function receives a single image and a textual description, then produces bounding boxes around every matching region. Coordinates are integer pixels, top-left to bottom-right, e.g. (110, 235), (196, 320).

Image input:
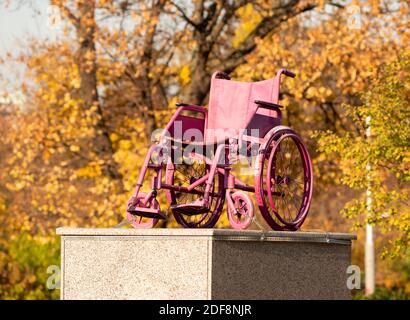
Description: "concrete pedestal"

(56, 228), (355, 300)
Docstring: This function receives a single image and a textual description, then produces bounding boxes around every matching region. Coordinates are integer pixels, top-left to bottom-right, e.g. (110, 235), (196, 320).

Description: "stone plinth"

(56, 228), (355, 300)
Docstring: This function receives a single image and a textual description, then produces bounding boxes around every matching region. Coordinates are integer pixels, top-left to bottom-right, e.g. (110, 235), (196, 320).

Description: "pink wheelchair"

(126, 69), (313, 231)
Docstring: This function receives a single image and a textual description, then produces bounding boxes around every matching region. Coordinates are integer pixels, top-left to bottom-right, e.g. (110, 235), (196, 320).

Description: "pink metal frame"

(131, 110), (283, 219)
(128, 69), (313, 230)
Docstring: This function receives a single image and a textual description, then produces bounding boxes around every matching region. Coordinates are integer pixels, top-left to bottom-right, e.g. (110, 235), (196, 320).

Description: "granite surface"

(57, 228), (355, 300)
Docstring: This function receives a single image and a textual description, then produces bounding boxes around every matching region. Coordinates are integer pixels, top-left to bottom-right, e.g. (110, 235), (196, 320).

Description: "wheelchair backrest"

(205, 71), (281, 143)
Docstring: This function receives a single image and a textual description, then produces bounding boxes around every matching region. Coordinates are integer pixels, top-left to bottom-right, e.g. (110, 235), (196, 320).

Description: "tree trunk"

(182, 53), (210, 105)
(75, 1), (123, 185)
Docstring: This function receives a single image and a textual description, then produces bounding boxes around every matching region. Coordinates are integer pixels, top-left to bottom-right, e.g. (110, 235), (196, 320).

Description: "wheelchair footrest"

(171, 202), (209, 216)
(127, 206), (167, 220)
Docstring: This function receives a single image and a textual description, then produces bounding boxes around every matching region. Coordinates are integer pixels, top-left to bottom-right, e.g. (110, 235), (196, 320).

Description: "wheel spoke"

(282, 196), (294, 222)
(169, 159), (224, 228)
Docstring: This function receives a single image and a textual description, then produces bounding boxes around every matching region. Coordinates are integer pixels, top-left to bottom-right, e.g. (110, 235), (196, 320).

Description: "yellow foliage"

(0, 0), (408, 299)
(75, 163), (102, 178)
(232, 4), (262, 48)
(118, 140), (132, 150)
(69, 145), (80, 152)
(179, 65), (191, 86)
(110, 132), (120, 143)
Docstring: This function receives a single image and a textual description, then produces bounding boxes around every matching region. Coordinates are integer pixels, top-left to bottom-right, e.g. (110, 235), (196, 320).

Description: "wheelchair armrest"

(176, 102), (190, 107)
(175, 102), (207, 113)
(255, 100), (283, 110)
(175, 102), (206, 112)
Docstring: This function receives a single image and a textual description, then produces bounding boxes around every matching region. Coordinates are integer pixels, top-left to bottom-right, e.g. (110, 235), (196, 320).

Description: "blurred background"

(0, 0), (409, 299)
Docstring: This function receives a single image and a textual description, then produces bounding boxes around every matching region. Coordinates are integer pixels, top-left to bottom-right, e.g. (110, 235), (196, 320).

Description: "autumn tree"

(79, 0), (347, 136)
(2, 0), (351, 231)
(234, 0), (409, 231)
(315, 50), (410, 257)
(0, 0), (409, 298)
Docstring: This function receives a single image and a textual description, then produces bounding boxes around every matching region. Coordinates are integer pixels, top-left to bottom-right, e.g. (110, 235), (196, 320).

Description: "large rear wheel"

(165, 154), (225, 228)
(255, 128), (313, 231)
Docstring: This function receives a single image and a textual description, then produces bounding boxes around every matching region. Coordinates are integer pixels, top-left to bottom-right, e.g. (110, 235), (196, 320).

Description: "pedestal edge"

(56, 227), (356, 244)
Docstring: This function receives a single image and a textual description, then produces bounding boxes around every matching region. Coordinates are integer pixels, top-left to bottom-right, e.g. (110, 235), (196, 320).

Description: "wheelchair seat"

(162, 134), (228, 146)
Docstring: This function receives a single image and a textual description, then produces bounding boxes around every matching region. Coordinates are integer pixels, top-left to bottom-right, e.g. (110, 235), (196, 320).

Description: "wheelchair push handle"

(277, 68), (296, 79)
(283, 69), (296, 78)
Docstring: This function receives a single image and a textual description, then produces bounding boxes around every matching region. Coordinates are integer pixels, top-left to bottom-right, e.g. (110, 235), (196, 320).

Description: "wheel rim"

(166, 155), (225, 228)
(228, 192), (254, 230)
(256, 130), (313, 230)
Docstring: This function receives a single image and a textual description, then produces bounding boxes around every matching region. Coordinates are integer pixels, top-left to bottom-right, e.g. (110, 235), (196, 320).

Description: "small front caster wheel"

(228, 191), (254, 230)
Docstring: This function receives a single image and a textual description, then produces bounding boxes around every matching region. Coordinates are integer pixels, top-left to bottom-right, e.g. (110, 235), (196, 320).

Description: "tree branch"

(170, 0), (199, 28)
(220, 1), (318, 73)
(58, 4), (80, 29)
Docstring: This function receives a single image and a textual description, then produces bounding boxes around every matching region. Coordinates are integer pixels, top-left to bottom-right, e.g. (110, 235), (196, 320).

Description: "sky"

(0, 0), (61, 54)
(0, 0), (62, 99)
